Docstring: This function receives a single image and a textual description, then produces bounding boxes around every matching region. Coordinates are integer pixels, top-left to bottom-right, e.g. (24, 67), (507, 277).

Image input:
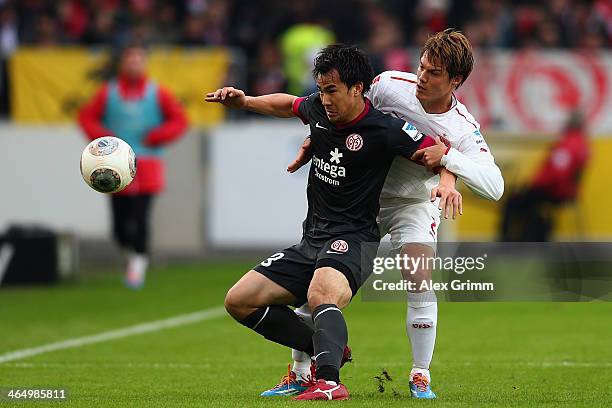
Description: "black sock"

(240, 306), (314, 356)
(312, 304), (347, 383)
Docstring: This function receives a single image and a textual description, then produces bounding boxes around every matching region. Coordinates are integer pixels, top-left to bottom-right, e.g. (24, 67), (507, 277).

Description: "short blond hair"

(421, 28), (474, 89)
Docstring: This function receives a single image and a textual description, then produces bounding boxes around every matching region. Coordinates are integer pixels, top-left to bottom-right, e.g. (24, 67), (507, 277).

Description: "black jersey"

(292, 93), (431, 242)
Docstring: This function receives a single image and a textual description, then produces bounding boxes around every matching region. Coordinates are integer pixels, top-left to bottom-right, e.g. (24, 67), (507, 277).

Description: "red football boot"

(340, 345), (352, 367)
(308, 345), (353, 380)
(292, 379), (349, 401)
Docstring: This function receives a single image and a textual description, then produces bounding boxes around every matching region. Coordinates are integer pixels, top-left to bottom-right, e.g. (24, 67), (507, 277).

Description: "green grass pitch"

(0, 261), (610, 407)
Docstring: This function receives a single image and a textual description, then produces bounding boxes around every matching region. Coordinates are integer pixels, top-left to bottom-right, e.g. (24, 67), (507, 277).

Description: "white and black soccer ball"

(80, 136), (136, 193)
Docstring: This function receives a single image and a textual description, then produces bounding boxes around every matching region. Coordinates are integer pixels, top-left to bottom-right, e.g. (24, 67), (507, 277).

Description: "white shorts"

(377, 198), (441, 251)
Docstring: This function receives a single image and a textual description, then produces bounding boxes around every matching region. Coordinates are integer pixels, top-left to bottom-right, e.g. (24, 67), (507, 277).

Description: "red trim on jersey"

(455, 107), (478, 129)
(390, 76), (417, 84)
(336, 98), (371, 129)
(292, 97), (308, 124)
(417, 136), (436, 150)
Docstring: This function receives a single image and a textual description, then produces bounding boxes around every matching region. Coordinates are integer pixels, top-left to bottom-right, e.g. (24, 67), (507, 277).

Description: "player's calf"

(224, 270), (315, 356)
(306, 267), (353, 385)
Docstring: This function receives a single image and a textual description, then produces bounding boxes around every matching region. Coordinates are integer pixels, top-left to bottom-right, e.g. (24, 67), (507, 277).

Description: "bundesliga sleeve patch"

(402, 122), (423, 141)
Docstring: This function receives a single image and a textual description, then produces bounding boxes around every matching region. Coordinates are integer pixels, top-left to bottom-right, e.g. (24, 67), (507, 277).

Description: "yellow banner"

(457, 135), (612, 240)
(10, 47), (230, 125)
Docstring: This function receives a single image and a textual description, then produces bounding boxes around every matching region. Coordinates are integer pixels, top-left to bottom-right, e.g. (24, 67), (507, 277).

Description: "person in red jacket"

(78, 42), (188, 288)
(500, 111), (590, 241)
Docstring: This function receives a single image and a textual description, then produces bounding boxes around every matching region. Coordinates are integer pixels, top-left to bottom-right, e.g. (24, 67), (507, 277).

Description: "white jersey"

(368, 71), (504, 202)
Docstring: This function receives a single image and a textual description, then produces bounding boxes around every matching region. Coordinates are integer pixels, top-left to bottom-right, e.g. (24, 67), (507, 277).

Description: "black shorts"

(253, 233), (379, 306)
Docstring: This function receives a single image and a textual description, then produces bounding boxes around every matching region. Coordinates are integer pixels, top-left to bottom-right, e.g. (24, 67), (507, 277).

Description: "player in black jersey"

(205, 44), (447, 401)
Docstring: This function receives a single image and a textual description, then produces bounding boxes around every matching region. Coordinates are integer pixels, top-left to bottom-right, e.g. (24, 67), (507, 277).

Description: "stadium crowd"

(0, 0), (611, 114)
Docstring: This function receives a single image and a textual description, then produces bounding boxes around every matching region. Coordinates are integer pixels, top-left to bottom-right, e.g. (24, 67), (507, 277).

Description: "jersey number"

(261, 252), (285, 267)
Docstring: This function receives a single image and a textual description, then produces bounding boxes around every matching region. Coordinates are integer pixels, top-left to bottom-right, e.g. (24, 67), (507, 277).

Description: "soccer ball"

(80, 136), (136, 193)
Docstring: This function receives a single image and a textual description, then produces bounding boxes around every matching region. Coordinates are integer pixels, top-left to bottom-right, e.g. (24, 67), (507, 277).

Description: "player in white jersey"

(264, 29), (504, 399)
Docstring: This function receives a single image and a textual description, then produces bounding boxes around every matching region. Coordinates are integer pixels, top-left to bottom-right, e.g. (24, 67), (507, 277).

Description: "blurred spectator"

(0, 4), (16, 56)
(4, 0), (609, 52)
(500, 111), (591, 241)
(0, 0), (609, 104)
(201, 0), (231, 45)
(57, 0), (88, 42)
(82, 10), (116, 45)
(415, 0), (449, 33)
(280, 17), (335, 95)
(33, 13), (61, 46)
(366, 11), (411, 73)
(180, 13), (205, 45)
(0, 2), (17, 116)
(78, 43), (189, 288)
(16, 0), (51, 44)
(152, 1), (181, 44)
(250, 41), (287, 95)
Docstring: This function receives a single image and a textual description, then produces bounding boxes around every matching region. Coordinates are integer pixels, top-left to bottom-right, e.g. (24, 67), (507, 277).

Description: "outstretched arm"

(205, 86), (297, 118)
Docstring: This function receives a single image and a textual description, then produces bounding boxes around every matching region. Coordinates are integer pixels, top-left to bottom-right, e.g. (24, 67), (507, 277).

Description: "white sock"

(126, 253), (149, 281)
(292, 304), (313, 380)
(410, 367), (431, 382)
(406, 290), (437, 375)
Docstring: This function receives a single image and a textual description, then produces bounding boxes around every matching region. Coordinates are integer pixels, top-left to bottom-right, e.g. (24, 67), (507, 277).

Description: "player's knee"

(224, 287), (248, 320)
(307, 286), (351, 311)
(306, 290), (323, 311)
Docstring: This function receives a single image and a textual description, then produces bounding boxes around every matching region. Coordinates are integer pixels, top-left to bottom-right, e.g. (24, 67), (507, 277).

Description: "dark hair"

(120, 39), (149, 56)
(87, 40), (149, 81)
(312, 44), (375, 94)
(421, 28), (474, 89)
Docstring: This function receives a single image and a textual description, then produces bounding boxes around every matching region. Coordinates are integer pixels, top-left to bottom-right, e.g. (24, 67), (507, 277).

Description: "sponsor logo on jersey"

(473, 129), (482, 137)
(312, 151), (346, 186)
(330, 240), (349, 253)
(316, 122), (329, 131)
(346, 133), (363, 151)
(402, 122), (423, 141)
(330, 148), (343, 164)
